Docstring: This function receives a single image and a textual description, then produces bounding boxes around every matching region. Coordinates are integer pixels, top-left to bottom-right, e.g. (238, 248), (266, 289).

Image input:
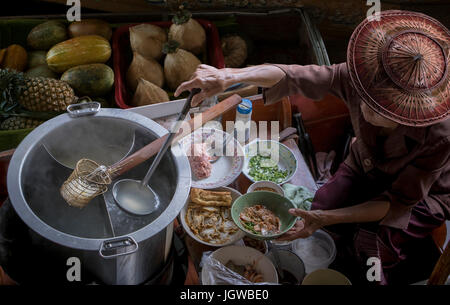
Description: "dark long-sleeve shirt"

(263, 63), (450, 229)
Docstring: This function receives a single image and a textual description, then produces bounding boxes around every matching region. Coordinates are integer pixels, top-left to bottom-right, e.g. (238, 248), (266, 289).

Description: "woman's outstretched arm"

(174, 64), (286, 106)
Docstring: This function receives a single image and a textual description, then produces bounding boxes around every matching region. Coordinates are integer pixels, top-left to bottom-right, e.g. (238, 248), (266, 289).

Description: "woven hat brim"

(347, 10), (450, 127)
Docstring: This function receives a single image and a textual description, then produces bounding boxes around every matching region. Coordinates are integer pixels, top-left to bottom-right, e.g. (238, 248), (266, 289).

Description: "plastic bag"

(282, 184), (314, 211)
(200, 251), (277, 285)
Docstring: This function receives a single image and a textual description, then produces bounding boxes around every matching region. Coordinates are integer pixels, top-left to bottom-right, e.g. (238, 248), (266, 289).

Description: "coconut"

(222, 35), (248, 68)
(169, 8), (206, 55)
(127, 52), (164, 92)
(131, 78), (170, 107)
(129, 24), (167, 60)
(163, 40), (201, 91)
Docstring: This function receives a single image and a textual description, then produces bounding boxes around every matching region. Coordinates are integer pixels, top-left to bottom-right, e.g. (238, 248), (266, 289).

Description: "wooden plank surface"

(221, 96), (292, 134)
(0, 266), (16, 285)
(427, 243), (450, 285)
(40, 0), (162, 13)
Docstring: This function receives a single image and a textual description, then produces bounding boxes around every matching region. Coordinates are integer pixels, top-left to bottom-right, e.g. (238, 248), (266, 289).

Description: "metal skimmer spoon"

(112, 89), (200, 215)
(207, 129), (236, 163)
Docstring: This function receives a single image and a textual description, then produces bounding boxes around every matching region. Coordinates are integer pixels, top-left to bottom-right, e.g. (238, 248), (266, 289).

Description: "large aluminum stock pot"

(7, 103), (191, 284)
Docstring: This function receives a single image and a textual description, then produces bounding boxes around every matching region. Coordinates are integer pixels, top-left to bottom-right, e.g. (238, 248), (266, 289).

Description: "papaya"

(68, 19), (112, 40)
(46, 35), (112, 73)
(2, 45), (28, 72)
(26, 65), (58, 79)
(27, 20), (68, 50)
(0, 48), (6, 66)
(27, 51), (48, 69)
(61, 63), (114, 97)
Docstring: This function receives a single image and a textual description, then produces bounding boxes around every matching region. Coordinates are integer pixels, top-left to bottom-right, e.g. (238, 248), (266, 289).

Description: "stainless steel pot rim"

(7, 108), (191, 251)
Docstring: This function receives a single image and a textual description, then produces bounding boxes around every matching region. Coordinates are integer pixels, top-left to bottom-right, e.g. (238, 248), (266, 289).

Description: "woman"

(175, 10), (450, 284)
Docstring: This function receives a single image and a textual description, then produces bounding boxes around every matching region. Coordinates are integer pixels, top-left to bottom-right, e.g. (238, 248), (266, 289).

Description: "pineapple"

(20, 77), (75, 112)
(0, 69), (75, 130)
(0, 116), (44, 130)
(0, 69), (76, 112)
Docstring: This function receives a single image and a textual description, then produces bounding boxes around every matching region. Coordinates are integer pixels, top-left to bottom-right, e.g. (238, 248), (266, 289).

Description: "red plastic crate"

(112, 20), (225, 109)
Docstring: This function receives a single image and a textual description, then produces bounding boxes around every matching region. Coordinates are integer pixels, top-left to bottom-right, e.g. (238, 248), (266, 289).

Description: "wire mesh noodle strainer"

(59, 93), (243, 209)
(60, 159), (112, 208)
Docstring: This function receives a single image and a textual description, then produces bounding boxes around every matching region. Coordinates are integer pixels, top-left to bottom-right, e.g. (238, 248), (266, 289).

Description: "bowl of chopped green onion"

(243, 140), (297, 185)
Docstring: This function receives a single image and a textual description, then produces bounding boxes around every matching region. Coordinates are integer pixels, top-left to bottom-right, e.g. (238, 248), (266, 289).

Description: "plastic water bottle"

(235, 98), (252, 146)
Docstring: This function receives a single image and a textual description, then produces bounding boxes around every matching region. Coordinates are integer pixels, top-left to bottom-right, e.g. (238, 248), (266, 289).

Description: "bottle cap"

(237, 99), (252, 115)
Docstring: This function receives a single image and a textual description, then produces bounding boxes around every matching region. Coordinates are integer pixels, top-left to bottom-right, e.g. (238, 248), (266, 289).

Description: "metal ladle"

(112, 89), (200, 215)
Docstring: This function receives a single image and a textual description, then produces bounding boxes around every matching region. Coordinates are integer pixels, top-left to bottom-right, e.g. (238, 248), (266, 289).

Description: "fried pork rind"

(185, 188), (238, 244)
(190, 188), (232, 207)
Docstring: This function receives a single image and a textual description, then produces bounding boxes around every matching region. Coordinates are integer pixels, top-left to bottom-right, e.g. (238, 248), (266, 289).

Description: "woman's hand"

(174, 64), (233, 107)
(276, 209), (326, 241)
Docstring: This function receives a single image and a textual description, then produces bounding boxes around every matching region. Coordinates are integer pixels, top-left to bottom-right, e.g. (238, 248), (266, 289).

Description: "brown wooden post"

(427, 243), (450, 285)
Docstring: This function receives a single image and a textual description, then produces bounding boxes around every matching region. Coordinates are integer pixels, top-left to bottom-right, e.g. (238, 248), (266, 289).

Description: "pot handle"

(99, 236), (139, 259)
(67, 101), (101, 118)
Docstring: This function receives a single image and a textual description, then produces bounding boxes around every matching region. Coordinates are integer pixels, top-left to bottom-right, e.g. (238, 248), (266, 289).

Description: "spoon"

(112, 89), (200, 215)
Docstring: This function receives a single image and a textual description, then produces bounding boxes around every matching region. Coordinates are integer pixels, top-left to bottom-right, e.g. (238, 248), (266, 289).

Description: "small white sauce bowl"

(247, 180), (285, 197)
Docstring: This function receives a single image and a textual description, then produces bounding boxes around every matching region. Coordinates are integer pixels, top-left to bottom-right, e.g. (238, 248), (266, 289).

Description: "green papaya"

(27, 51), (48, 69)
(27, 20), (68, 50)
(61, 63), (114, 97)
(25, 65), (58, 79)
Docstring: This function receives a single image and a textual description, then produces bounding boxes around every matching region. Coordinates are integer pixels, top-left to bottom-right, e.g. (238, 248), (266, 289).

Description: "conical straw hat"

(347, 10), (450, 126)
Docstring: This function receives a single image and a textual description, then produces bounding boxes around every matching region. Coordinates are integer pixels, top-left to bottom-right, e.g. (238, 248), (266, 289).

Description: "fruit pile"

(0, 19), (114, 131)
(126, 7), (205, 107)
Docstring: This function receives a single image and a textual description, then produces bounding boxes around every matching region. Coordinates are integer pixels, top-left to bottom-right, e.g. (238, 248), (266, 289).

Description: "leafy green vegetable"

(248, 154), (288, 183)
(243, 221), (258, 234)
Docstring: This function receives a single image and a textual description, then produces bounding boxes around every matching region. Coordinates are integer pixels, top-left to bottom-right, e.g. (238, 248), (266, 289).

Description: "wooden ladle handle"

(109, 94), (243, 177)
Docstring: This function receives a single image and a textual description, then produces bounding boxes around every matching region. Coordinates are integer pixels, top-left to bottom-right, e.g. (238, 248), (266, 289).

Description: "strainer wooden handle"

(109, 94), (243, 177)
